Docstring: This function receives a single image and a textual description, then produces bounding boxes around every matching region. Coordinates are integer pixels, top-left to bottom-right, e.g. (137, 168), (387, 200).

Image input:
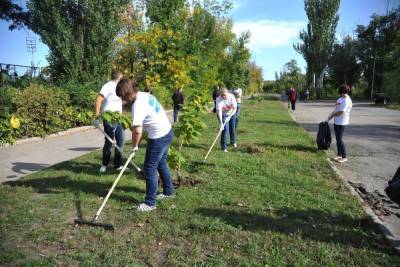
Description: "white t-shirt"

(99, 81), (122, 112)
(230, 88), (243, 103)
(216, 93), (237, 116)
(131, 92), (171, 139)
(334, 96), (352, 125)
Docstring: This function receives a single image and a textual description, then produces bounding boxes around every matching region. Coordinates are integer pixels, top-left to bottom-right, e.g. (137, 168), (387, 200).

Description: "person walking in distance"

(172, 87), (184, 123)
(93, 70), (124, 173)
(216, 88), (237, 152)
(289, 87), (297, 112)
(116, 78), (175, 211)
(327, 84), (353, 163)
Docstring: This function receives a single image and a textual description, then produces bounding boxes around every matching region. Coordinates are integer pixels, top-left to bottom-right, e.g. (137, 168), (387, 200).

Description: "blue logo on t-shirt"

(149, 95), (160, 113)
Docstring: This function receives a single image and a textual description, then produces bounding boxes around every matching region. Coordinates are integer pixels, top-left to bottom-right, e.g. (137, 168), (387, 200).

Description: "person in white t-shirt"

(327, 84), (353, 163)
(230, 85), (243, 128)
(116, 78), (175, 212)
(93, 70), (124, 173)
(216, 88), (237, 152)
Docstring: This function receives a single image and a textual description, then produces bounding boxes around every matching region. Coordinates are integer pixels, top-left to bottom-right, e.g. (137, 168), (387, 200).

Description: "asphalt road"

(292, 101), (400, 249)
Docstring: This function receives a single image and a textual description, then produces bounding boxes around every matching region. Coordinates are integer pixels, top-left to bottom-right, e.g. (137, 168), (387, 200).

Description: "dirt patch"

(173, 177), (207, 187)
(349, 182), (400, 220)
(240, 144), (265, 155)
(237, 129), (247, 134)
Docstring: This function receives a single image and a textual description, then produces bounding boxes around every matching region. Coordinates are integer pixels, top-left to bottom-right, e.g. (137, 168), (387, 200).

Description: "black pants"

(291, 101), (296, 111)
(334, 124), (346, 158)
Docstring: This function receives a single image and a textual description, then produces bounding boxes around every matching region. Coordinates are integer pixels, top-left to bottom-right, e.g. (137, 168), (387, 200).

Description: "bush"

(63, 82), (99, 110)
(15, 84), (73, 137)
(0, 87), (20, 144)
(0, 87), (18, 118)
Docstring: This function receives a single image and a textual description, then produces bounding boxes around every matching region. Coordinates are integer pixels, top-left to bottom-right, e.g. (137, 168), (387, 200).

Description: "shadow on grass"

(4, 175), (144, 204)
(195, 207), (397, 254)
(258, 141), (319, 153)
(252, 119), (296, 126)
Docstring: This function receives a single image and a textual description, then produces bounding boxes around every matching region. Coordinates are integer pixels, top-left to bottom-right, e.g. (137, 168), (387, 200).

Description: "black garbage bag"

(385, 166), (400, 205)
(316, 121), (331, 150)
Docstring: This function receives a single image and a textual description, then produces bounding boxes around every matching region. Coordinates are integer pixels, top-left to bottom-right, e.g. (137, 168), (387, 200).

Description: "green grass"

(1, 99), (399, 266)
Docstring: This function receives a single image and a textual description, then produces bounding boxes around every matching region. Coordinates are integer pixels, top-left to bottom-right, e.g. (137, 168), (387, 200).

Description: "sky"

(0, 0), (399, 80)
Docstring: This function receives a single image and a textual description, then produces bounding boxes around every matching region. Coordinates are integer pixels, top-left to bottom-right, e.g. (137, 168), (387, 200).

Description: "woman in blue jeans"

(116, 79), (175, 212)
(327, 84), (353, 163)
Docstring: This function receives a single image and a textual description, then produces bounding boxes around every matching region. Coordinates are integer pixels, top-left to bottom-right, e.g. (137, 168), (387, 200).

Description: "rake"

(95, 124), (144, 178)
(74, 151), (136, 230)
(193, 114), (233, 166)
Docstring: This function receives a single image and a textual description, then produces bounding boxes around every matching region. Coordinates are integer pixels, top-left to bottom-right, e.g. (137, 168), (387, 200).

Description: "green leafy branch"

(101, 111), (132, 129)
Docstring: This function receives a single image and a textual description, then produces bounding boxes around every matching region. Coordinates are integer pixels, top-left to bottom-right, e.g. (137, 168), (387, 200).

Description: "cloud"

(233, 20), (306, 52)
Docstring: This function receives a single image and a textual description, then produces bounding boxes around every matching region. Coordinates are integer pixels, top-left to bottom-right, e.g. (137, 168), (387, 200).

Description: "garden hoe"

(193, 114), (233, 166)
(74, 151), (136, 230)
(95, 124), (145, 178)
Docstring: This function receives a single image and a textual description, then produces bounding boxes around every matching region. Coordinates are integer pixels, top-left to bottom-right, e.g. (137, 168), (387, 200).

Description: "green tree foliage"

(27, 0), (128, 83)
(328, 35), (361, 88)
(383, 29), (400, 102)
(248, 61), (263, 94)
(219, 31), (251, 89)
(0, 0), (30, 30)
(170, 92), (208, 183)
(355, 9), (400, 99)
(295, 0), (340, 99)
(114, 1), (240, 103)
(275, 60), (306, 94)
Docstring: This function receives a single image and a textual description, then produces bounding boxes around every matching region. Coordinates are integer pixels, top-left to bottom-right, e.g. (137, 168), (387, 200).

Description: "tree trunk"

(316, 66), (327, 100)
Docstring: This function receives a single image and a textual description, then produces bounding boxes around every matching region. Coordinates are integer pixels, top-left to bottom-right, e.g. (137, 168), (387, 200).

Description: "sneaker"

(99, 165), (107, 173)
(137, 203), (156, 212)
(223, 149), (228, 152)
(337, 158), (348, 163)
(233, 143), (238, 148)
(157, 193), (176, 200)
(333, 156), (342, 161)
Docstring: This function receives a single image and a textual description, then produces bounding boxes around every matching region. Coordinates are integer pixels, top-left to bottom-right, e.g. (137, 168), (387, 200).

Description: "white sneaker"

(233, 143), (238, 148)
(157, 193), (176, 200)
(223, 149), (228, 152)
(333, 156), (342, 161)
(137, 203), (156, 212)
(99, 165), (107, 173)
(337, 158), (348, 163)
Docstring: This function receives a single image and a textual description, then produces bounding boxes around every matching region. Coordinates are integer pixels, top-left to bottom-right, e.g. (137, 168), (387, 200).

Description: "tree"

(219, 31), (251, 89)
(248, 61), (263, 94)
(27, 0), (129, 83)
(295, 0), (340, 99)
(274, 59), (306, 93)
(328, 35), (361, 89)
(0, 0), (30, 30)
(355, 9), (400, 99)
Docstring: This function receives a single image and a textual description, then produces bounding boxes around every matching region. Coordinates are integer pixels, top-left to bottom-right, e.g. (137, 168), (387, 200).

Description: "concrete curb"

(0, 125), (97, 149)
(1, 109), (176, 149)
(283, 101), (400, 254)
(328, 160), (400, 254)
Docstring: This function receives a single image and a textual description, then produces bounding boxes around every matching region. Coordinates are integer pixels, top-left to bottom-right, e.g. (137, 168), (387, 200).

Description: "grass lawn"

(1, 98), (399, 266)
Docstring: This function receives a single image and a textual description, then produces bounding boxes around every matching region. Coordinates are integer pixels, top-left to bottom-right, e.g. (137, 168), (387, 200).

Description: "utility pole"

(26, 36), (37, 77)
(371, 56), (376, 101)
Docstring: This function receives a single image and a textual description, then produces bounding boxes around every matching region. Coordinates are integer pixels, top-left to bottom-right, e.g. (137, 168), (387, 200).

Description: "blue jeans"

(102, 122), (125, 167)
(220, 113), (236, 150)
(334, 124), (347, 158)
(144, 129), (175, 206)
(173, 105), (180, 123)
(236, 103), (241, 128)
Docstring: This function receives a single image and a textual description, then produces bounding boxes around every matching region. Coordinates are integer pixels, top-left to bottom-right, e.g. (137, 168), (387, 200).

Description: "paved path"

(291, 101), (400, 249)
(0, 111), (173, 184)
